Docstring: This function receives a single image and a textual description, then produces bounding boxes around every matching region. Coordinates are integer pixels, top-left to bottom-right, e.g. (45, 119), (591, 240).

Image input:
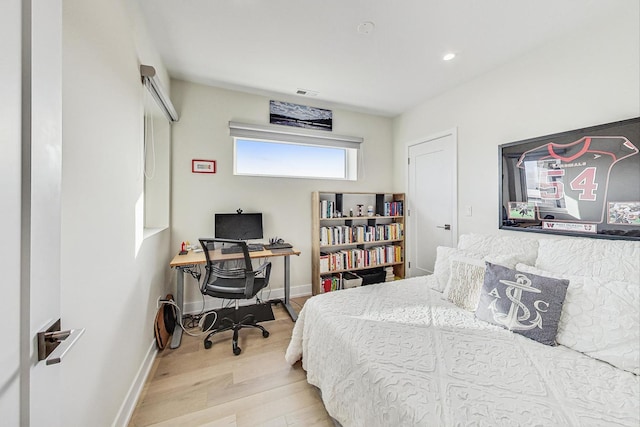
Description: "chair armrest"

(245, 261), (272, 298)
(254, 262), (271, 275)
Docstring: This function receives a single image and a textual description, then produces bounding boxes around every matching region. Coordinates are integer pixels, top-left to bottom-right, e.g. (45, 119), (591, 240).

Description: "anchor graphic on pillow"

(488, 273), (547, 330)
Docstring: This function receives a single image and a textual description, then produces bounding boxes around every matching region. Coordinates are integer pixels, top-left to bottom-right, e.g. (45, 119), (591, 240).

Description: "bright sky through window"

(235, 138), (348, 179)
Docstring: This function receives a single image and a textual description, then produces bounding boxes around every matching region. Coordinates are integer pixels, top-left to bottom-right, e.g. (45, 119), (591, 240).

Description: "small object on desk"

(221, 246), (243, 254)
(220, 244), (264, 254)
(264, 242), (293, 250)
(267, 237), (291, 250)
(179, 241), (188, 255)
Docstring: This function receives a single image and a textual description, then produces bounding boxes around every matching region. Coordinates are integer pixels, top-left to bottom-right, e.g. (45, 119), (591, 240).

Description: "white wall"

(61, 0), (173, 425)
(393, 4), (640, 238)
(170, 80), (393, 306)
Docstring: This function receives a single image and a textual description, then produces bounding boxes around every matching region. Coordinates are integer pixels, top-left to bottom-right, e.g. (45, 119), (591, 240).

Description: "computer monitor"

(214, 213), (263, 240)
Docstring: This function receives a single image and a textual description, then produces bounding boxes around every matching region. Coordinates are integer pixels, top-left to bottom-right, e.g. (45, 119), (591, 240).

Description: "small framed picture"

(507, 201), (536, 220)
(608, 201), (640, 225)
(192, 159), (216, 174)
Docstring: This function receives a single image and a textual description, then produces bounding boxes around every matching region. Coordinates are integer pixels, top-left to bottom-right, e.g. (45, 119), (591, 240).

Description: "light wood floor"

(128, 297), (334, 427)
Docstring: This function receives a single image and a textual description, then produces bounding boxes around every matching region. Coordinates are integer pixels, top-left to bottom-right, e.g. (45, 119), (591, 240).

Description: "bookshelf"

(311, 191), (405, 295)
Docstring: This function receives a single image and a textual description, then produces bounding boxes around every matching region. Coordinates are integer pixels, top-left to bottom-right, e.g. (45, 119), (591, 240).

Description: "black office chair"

(198, 238), (272, 355)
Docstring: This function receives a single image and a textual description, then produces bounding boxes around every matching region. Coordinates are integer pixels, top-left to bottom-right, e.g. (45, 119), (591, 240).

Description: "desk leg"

(266, 254), (298, 322)
(170, 266), (185, 349)
(282, 255), (298, 322)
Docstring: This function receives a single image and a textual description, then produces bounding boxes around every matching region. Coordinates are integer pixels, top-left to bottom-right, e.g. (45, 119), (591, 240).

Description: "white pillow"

(517, 263), (639, 375)
(457, 233), (539, 266)
(443, 257), (486, 311)
(535, 238), (640, 284)
(432, 247), (482, 292)
(444, 254), (523, 311)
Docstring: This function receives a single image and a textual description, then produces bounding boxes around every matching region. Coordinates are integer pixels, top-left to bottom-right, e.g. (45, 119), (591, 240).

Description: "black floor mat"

(201, 302), (275, 331)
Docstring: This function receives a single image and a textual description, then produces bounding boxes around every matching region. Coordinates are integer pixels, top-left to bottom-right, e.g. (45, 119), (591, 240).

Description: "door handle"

(436, 224), (451, 230)
(37, 319), (85, 366)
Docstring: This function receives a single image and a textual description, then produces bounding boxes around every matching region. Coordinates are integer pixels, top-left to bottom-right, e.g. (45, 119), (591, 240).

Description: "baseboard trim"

(112, 339), (157, 427)
(183, 283), (312, 314)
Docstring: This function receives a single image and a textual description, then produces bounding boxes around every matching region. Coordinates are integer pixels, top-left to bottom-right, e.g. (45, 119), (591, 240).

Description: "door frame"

(405, 128), (458, 277)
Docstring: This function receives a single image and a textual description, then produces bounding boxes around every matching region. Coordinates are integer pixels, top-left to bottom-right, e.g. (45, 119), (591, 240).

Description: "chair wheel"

(204, 340), (212, 349)
(233, 346), (242, 356)
(262, 330), (270, 338)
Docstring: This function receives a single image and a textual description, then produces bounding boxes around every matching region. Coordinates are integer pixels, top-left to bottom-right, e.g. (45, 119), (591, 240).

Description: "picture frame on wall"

(499, 117), (640, 240)
(192, 159), (216, 174)
(269, 100), (332, 131)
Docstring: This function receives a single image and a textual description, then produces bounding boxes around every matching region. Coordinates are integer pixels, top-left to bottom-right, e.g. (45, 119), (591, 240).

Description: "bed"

(285, 234), (640, 426)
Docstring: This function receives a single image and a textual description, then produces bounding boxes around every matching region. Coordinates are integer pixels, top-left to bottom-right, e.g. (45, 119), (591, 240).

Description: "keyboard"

(264, 242), (292, 250)
(221, 244), (264, 254)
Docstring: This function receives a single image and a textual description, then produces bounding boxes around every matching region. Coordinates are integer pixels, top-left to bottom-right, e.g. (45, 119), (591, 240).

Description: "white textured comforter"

(285, 276), (640, 427)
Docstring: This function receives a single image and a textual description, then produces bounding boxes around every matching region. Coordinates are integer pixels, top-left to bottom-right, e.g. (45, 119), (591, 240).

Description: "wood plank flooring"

(128, 297), (334, 427)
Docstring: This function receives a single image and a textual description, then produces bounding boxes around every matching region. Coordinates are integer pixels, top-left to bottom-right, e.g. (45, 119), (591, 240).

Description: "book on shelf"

(319, 252), (330, 273)
(385, 266), (395, 281)
(383, 201), (403, 216)
(320, 200), (336, 219)
(320, 274), (342, 293)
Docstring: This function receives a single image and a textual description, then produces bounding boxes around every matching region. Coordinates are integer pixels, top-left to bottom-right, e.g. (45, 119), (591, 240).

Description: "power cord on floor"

(159, 298), (219, 338)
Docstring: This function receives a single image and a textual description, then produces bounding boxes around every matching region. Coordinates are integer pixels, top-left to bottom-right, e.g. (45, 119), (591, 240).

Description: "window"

(229, 121), (362, 180)
(142, 89), (171, 233)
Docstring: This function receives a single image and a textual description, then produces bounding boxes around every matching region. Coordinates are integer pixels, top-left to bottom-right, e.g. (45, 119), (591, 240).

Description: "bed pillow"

(443, 257), (486, 310)
(432, 246), (522, 293)
(476, 262), (569, 346)
(517, 263), (639, 375)
(457, 233), (540, 266)
(535, 238), (640, 284)
(443, 255), (521, 311)
(432, 247), (480, 292)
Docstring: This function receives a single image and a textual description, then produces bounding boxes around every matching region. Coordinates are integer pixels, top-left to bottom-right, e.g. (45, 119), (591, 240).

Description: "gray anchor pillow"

(475, 262), (569, 346)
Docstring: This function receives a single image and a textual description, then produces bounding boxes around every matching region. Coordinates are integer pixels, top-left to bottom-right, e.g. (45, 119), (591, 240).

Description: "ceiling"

(136, 0), (621, 117)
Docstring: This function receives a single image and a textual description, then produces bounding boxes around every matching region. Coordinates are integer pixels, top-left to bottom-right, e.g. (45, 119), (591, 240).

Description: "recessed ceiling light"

(357, 21), (375, 35)
(443, 53), (456, 61)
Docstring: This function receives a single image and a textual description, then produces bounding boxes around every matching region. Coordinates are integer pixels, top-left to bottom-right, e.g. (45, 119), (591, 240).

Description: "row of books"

(320, 200), (338, 219)
(383, 201), (403, 217)
(319, 223), (404, 246)
(319, 245), (403, 273)
(320, 275), (342, 293)
(319, 200), (404, 218)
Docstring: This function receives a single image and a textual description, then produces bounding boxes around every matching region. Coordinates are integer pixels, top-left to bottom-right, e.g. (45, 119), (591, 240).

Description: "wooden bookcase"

(311, 191), (405, 295)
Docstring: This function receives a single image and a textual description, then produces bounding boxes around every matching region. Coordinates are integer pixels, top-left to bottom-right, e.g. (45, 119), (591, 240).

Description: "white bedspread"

(285, 276), (640, 426)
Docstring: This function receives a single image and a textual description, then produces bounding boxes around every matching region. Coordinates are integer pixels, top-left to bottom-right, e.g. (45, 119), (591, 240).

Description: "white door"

(28, 2), (66, 426)
(1, 1), (24, 425)
(407, 130), (457, 277)
(1, 1), (66, 426)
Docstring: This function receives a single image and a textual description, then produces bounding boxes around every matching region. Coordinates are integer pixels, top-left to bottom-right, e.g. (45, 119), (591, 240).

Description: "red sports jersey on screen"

(516, 136), (638, 223)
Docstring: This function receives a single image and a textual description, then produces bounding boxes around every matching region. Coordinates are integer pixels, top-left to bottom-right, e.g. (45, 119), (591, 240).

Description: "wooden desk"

(168, 247), (301, 349)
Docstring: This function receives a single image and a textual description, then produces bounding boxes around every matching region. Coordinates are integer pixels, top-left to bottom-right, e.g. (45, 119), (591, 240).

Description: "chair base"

(203, 312), (269, 355)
